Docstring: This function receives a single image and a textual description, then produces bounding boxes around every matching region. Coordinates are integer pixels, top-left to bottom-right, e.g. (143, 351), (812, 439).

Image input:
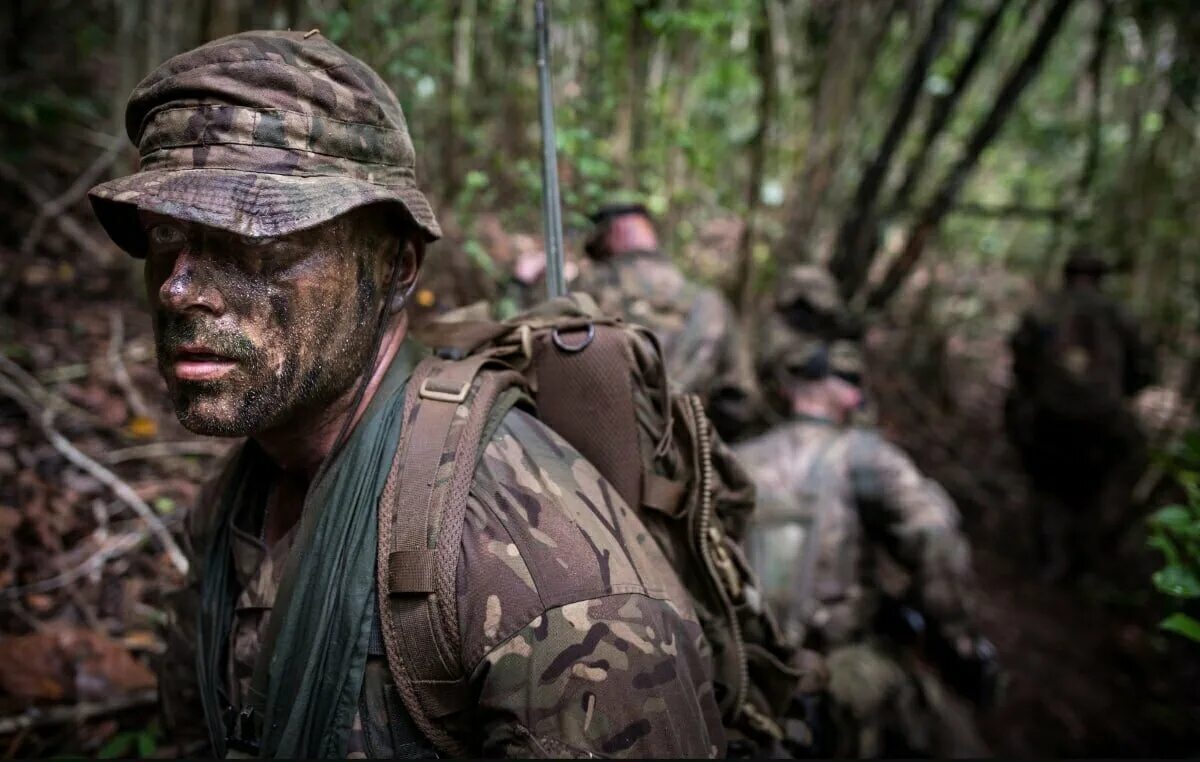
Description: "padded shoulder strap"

(375, 355), (524, 757)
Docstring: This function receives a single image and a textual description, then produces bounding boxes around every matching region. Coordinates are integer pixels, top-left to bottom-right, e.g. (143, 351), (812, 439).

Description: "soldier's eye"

(238, 234), (279, 248)
(148, 224), (186, 249)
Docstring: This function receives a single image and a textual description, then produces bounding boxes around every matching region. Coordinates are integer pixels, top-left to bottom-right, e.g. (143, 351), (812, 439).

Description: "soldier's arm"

(848, 433), (978, 642)
(1114, 305), (1156, 395)
(472, 594), (723, 759)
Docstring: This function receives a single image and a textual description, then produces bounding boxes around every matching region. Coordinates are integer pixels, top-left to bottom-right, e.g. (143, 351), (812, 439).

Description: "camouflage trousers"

(825, 642), (990, 758)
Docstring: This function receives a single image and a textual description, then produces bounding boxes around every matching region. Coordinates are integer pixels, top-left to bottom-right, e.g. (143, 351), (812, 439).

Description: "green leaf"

(98, 732), (136, 759)
(136, 730), (157, 758)
(1152, 565), (1200, 599)
(1149, 505), (1193, 530)
(1160, 613), (1200, 643)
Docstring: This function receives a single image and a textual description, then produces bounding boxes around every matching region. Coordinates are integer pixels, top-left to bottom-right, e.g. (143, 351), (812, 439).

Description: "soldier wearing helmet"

(737, 266), (995, 757)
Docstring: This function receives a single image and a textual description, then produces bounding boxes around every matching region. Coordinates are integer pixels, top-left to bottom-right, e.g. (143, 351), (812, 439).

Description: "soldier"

(87, 32), (723, 758)
(572, 202), (757, 438)
(1005, 246), (1156, 581)
(736, 316), (995, 757)
(756, 265), (864, 424)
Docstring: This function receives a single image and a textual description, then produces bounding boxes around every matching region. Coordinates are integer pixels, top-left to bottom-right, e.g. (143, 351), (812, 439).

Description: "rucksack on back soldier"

(91, 30), (735, 759)
(738, 269), (998, 757)
(407, 294), (809, 756)
(1006, 247), (1156, 580)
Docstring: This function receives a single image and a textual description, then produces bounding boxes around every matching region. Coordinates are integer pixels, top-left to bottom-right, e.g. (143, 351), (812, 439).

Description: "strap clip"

(419, 377), (471, 403)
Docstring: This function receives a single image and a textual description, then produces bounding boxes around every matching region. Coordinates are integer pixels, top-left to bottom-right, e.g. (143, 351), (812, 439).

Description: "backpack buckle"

(419, 377), (471, 403)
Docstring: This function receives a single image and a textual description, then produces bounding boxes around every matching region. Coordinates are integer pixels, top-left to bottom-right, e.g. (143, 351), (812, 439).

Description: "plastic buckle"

(224, 706), (261, 755)
(419, 377), (471, 403)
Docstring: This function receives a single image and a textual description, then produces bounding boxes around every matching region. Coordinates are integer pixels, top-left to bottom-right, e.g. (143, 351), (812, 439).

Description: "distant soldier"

(737, 325), (996, 757)
(756, 265), (863, 424)
(572, 203), (757, 438)
(1006, 246), (1156, 581)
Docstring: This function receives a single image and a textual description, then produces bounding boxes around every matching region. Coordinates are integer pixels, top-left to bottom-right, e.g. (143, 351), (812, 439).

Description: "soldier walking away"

(88, 31), (724, 758)
(573, 202), (759, 439)
(736, 323), (998, 758)
(1005, 246), (1156, 583)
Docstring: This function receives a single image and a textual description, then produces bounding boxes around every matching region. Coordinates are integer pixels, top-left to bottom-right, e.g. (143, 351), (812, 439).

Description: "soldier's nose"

(160, 250), (226, 316)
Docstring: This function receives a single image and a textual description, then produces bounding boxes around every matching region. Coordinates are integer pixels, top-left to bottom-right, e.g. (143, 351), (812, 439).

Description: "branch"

(104, 440), (231, 465)
(20, 133), (127, 256)
(0, 373), (189, 575)
(868, 0), (1079, 309)
(0, 690), (158, 735)
(0, 162), (113, 260)
(107, 311), (153, 420)
(1, 530), (149, 598)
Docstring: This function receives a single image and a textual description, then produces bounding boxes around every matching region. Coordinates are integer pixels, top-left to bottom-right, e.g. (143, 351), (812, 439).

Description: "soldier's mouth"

(172, 344), (238, 382)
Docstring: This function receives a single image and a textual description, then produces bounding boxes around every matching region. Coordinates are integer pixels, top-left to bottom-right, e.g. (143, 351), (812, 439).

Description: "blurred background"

(1, 0), (1198, 757)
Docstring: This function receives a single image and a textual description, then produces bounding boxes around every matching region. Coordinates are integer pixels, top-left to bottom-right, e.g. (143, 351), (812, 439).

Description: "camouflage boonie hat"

(88, 30), (440, 256)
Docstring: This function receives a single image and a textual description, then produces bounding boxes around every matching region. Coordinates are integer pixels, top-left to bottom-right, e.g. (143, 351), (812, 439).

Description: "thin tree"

(867, 0), (1079, 309)
(733, 0), (777, 317)
(828, 0), (961, 299)
(887, 0), (1014, 213)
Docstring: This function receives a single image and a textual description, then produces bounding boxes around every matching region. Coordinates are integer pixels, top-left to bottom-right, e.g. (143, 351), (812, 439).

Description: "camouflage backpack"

(375, 294), (803, 756)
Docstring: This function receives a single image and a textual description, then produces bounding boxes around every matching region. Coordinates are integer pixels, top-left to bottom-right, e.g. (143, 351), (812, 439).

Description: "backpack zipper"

(687, 394), (749, 720)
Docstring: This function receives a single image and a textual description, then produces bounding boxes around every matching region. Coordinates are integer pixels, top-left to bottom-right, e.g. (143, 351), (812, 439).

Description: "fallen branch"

(104, 440), (231, 465)
(0, 373), (188, 575)
(20, 134), (127, 256)
(0, 690), (158, 736)
(1, 530), (148, 598)
(107, 311), (153, 420)
(0, 161), (113, 260)
(0, 354), (108, 430)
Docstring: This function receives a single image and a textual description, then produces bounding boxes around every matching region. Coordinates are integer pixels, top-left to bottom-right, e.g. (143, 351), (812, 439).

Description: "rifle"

(535, 0), (566, 299)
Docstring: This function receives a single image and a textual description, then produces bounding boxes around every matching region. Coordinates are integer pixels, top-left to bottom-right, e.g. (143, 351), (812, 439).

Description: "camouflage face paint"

(141, 207), (397, 437)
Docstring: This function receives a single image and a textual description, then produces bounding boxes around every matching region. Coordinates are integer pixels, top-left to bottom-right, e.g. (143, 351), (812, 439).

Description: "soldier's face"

(139, 208), (396, 437)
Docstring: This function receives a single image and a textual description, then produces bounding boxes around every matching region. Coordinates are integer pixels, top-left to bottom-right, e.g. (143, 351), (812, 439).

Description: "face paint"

(141, 208), (397, 437)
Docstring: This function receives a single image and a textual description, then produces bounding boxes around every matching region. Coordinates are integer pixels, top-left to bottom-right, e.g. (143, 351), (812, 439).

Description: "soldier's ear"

(388, 236), (424, 314)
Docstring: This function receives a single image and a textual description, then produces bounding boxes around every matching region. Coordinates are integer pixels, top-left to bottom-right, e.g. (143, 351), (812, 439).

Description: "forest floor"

(0, 250), (1198, 757)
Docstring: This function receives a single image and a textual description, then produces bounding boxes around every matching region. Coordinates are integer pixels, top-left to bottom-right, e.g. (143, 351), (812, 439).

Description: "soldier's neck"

(254, 314), (409, 484)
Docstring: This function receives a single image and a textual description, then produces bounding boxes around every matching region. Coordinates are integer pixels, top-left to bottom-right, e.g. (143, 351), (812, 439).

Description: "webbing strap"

(376, 355), (524, 756)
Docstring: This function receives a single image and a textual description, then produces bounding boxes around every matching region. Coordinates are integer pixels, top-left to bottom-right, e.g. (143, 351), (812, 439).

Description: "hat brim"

(88, 168), (441, 257)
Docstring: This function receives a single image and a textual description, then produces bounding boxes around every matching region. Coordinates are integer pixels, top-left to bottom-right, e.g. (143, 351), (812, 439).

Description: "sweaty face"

(141, 208), (396, 437)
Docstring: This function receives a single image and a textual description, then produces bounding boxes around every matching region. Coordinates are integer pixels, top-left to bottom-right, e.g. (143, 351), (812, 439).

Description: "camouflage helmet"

(774, 265), (843, 316)
(88, 30), (440, 256)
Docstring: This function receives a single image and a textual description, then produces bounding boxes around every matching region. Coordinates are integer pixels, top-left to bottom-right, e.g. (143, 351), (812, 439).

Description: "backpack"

(375, 294), (803, 757)
(1030, 293), (1127, 422)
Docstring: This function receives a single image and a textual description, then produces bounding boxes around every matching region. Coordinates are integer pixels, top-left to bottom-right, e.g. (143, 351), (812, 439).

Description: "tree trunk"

(828, 0), (961, 299)
(776, 1), (897, 265)
(733, 0), (777, 317)
(868, 0), (1079, 310)
(1077, 0), (1114, 200)
(887, 0), (1013, 213)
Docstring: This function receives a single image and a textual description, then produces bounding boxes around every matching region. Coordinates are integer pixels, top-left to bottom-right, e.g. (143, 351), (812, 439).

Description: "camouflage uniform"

(90, 31), (724, 758)
(1005, 250), (1155, 579)
(164, 406), (724, 758)
(572, 249), (756, 436)
(735, 419), (986, 757)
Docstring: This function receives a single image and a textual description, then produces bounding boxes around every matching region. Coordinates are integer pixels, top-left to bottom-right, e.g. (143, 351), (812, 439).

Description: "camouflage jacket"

(572, 250), (752, 406)
(734, 419), (977, 650)
(159, 407), (725, 758)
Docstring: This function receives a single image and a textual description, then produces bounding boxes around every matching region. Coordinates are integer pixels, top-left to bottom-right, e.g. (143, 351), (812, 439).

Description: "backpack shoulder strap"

(375, 354), (524, 757)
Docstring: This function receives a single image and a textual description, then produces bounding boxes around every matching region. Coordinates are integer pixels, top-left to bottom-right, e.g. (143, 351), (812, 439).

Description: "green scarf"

(197, 340), (424, 758)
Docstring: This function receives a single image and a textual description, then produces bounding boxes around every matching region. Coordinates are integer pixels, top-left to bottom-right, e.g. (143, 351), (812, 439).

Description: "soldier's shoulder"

(457, 406), (698, 670)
